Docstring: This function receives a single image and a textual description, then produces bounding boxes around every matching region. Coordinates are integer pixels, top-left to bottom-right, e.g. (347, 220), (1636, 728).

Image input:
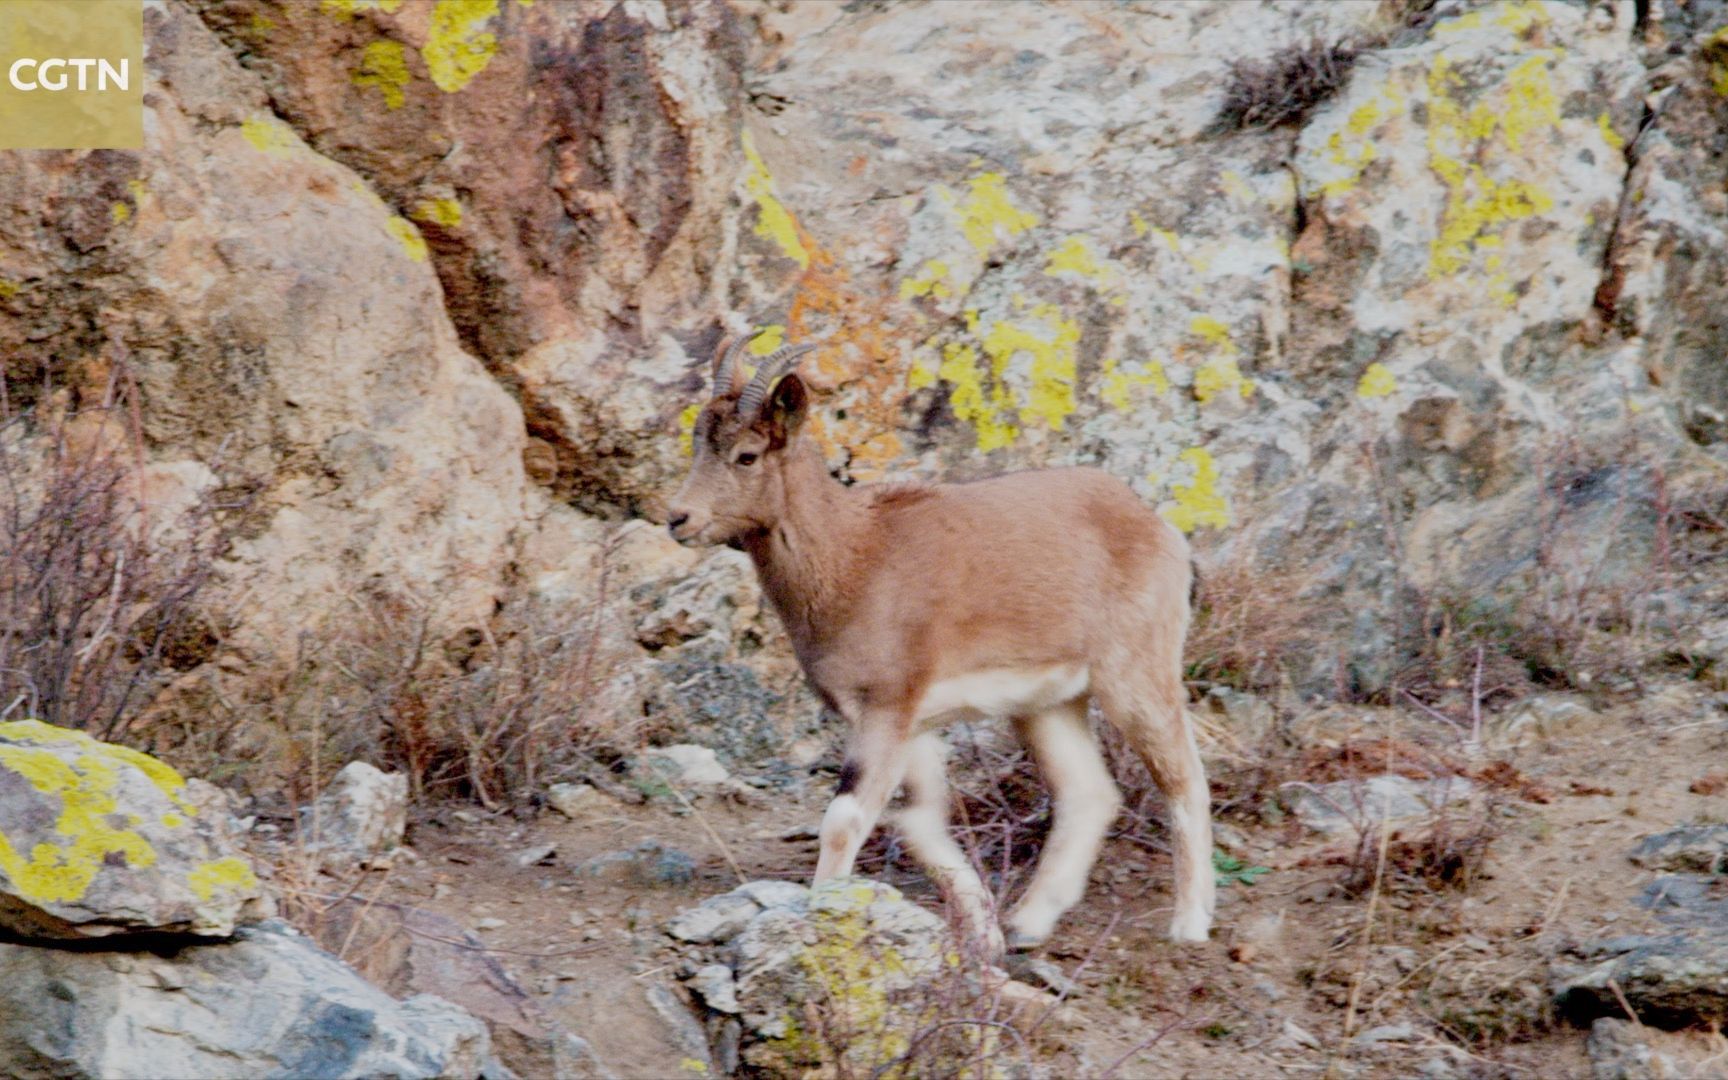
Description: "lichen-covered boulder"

(0, 919), (497, 1080)
(0, 720), (263, 940)
(669, 878), (960, 1077)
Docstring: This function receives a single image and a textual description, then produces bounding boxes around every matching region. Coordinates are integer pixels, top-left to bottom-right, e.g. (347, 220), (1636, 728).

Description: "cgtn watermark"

(8, 58), (132, 94)
(1, 0), (143, 150)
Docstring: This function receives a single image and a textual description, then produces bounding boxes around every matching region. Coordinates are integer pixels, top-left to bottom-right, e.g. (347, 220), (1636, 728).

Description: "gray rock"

(643, 985), (714, 1075)
(0, 920), (496, 1079)
(1487, 695), (1601, 749)
(552, 1034), (617, 1080)
(0, 720), (265, 940)
(687, 964), (741, 1015)
(1631, 825), (1728, 875)
(304, 761), (408, 865)
(1586, 1018), (1681, 1080)
(667, 891), (760, 945)
(580, 841), (696, 889)
(1555, 932), (1728, 1027)
(1285, 774), (1476, 837)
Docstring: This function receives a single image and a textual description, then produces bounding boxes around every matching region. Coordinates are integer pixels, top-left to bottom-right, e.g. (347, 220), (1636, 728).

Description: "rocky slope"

(1, 0), (1725, 768)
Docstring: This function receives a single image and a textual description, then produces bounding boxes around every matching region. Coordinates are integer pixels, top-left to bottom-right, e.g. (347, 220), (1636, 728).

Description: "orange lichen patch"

(782, 239), (911, 479)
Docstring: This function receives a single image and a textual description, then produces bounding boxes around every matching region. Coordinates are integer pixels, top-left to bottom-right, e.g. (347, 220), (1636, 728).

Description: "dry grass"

(0, 362), (244, 739)
(1185, 549), (1321, 694)
(1213, 36), (1359, 132)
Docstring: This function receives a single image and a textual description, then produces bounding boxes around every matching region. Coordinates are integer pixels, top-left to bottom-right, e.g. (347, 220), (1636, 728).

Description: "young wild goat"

(666, 334), (1213, 950)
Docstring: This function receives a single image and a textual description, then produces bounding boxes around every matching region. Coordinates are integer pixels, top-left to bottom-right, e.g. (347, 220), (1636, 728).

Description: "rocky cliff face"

(1, 0), (1724, 774)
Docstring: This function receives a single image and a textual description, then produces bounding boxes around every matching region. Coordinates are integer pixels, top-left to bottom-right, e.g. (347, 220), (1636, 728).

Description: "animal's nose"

(668, 512), (690, 534)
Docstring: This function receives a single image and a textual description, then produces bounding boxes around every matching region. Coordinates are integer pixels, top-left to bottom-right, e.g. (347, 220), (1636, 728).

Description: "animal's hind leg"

(1003, 698), (1122, 950)
(895, 733), (1003, 955)
(1095, 666), (1214, 943)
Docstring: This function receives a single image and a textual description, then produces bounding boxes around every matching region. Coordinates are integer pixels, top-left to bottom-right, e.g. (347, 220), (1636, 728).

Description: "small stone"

(1004, 955), (1078, 997)
(638, 745), (731, 788)
(547, 782), (604, 818)
(687, 964), (741, 1014)
(779, 825), (819, 842)
(1280, 1019), (1321, 1050)
(734, 880), (809, 911)
(581, 841), (697, 889)
(305, 761), (408, 860)
(1351, 1023), (1416, 1047)
(475, 917), (506, 931)
(514, 843), (557, 868)
(667, 892), (761, 945)
(1286, 775), (1476, 837)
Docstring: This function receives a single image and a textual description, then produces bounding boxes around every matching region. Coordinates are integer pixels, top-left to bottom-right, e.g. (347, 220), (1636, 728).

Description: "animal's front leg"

(814, 722), (911, 882)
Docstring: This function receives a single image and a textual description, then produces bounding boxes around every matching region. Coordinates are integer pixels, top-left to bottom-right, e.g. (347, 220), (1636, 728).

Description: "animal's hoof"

(1004, 927), (1048, 952)
(1168, 911), (1212, 944)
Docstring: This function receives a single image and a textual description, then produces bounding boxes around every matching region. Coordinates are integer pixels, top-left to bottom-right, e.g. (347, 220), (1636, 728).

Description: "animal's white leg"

(895, 732), (1003, 955)
(814, 723), (911, 882)
(1004, 699), (1121, 950)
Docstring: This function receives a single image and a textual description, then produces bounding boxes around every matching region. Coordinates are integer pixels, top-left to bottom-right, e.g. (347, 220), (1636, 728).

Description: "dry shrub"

(1186, 550), (1319, 693)
(1336, 806), (1499, 898)
(0, 364), (242, 738)
(197, 528), (642, 808)
(1213, 35), (1359, 132)
(316, 577), (639, 807)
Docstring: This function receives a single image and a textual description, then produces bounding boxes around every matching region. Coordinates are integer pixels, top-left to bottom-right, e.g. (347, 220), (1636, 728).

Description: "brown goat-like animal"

(667, 335), (1213, 950)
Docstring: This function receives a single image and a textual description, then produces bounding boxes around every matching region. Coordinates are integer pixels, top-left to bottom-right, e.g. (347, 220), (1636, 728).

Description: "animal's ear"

(761, 373), (808, 449)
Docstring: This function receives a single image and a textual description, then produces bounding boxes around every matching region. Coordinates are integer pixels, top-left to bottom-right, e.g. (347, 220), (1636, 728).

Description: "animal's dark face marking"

(836, 759), (861, 796)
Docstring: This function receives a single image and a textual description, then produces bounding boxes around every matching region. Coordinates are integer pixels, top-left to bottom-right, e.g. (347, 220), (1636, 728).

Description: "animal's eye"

(735, 452), (758, 467)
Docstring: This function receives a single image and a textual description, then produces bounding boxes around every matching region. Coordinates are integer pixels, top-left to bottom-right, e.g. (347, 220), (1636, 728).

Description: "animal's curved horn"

(737, 344), (818, 415)
(711, 334), (754, 397)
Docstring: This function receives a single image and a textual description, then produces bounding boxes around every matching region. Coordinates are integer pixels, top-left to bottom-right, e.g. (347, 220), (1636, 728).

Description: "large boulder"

(0, 720), (264, 941)
(0, 919), (498, 1080)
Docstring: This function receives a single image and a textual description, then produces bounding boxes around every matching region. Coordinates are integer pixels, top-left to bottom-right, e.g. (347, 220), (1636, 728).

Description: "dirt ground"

(297, 678), (1728, 1079)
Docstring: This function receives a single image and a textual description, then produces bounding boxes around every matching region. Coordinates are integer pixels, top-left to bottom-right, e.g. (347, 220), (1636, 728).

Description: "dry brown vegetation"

(0, 363), (241, 739)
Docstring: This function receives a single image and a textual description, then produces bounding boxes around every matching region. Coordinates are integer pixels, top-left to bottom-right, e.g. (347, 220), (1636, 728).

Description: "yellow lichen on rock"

(952, 172), (1038, 257)
(1100, 358), (1169, 411)
(1187, 316), (1253, 404)
(747, 324), (786, 356)
(411, 197), (463, 228)
(0, 739), (161, 904)
(677, 402), (702, 457)
(981, 304), (1079, 432)
(938, 342), (1017, 451)
(422, 0), (500, 93)
(321, 0), (405, 17)
(240, 115), (299, 157)
(1425, 50), (1560, 298)
(385, 216), (429, 262)
(1357, 362), (1398, 399)
(898, 259), (951, 300)
(742, 132), (810, 269)
(353, 39), (412, 110)
(1162, 447), (1231, 533)
(187, 857), (259, 903)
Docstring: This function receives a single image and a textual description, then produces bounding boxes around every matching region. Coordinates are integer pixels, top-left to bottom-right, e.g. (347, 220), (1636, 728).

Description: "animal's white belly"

(913, 665), (1089, 724)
